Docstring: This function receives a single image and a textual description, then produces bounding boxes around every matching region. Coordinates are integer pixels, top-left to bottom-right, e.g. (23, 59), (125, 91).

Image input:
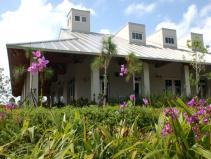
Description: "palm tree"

(125, 52), (142, 105)
(187, 38), (209, 96)
(91, 36), (117, 106)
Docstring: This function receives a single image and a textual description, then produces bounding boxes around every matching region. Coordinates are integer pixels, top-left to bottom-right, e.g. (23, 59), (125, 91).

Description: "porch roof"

(6, 30), (211, 64)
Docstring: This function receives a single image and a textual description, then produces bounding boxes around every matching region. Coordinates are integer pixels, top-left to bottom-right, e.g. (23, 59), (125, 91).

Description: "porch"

(19, 52), (211, 105)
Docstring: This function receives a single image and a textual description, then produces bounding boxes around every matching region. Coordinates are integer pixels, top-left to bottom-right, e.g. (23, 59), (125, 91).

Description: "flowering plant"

(27, 51), (49, 75)
(157, 97), (211, 158)
(119, 64), (128, 77)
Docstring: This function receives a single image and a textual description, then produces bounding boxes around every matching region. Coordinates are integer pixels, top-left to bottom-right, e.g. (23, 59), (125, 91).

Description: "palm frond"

(91, 56), (104, 70)
(13, 66), (26, 80)
(44, 68), (54, 80)
(125, 52), (142, 81)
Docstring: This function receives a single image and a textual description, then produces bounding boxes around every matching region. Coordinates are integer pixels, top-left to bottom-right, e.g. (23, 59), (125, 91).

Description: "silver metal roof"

(7, 29), (211, 64)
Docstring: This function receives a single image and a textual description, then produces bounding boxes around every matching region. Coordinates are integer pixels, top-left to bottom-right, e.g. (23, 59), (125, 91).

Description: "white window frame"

(75, 15), (80, 22)
(165, 37), (174, 44)
(131, 32), (143, 40)
(82, 17), (86, 22)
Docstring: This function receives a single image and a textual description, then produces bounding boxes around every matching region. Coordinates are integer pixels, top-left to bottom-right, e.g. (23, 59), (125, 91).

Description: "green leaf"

(191, 144), (211, 159)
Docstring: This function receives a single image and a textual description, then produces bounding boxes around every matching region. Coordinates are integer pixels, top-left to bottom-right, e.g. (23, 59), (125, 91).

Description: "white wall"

(115, 22), (146, 45)
(68, 8), (90, 33)
(147, 28), (177, 48)
(149, 62), (183, 95)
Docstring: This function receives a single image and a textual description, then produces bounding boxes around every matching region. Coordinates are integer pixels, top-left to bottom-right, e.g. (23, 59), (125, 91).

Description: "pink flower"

(27, 62), (39, 75)
(124, 68), (128, 74)
(164, 108), (179, 120)
(143, 98), (149, 105)
(32, 50), (41, 59)
(199, 99), (206, 106)
(119, 101), (127, 109)
(119, 72), (124, 76)
(203, 117), (209, 124)
(37, 56), (49, 71)
(129, 94), (135, 101)
(187, 98), (195, 107)
(120, 67), (125, 72)
(161, 123), (172, 136)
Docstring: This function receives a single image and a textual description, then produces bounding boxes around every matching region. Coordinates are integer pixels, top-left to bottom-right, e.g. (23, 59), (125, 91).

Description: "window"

(165, 37), (174, 44)
(165, 80), (172, 91)
(165, 80), (181, 95)
(82, 17), (86, 22)
(132, 32), (142, 40)
(75, 16), (80, 21)
(175, 80), (181, 96)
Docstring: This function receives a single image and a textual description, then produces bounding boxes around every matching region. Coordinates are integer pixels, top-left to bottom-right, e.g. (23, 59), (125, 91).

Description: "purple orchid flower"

(187, 98), (195, 107)
(32, 50), (41, 59)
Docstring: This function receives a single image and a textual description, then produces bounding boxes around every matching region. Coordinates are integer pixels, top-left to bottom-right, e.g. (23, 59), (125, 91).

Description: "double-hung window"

(132, 32), (142, 40)
(165, 37), (174, 44)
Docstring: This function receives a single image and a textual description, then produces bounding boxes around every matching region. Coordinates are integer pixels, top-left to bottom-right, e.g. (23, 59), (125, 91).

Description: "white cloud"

(99, 29), (111, 34)
(0, 0), (95, 76)
(125, 2), (156, 16)
(155, 3), (211, 51)
(156, 4), (197, 37)
(200, 3), (211, 17)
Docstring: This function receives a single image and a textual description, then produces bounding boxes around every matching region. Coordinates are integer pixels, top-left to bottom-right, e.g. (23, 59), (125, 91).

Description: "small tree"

(120, 52), (142, 105)
(91, 36), (117, 106)
(187, 38), (209, 96)
(0, 68), (11, 104)
(125, 52), (142, 92)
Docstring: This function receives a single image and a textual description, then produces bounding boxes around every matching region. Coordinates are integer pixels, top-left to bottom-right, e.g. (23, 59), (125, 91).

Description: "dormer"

(178, 32), (204, 50)
(147, 28), (177, 48)
(67, 8), (90, 33)
(115, 22), (146, 45)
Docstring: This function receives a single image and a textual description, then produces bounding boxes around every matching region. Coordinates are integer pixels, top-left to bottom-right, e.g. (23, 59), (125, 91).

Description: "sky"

(0, 0), (211, 76)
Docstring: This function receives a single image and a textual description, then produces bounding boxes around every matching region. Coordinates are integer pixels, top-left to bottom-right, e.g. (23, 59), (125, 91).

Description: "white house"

(7, 8), (211, 105)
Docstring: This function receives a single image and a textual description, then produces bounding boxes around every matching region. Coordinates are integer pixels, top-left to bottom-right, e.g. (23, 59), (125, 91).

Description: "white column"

(91, 68), (100, 102)
(30, 72), (39, 105)
(184, 65), (191, 97)
(143, 62), (150, 96)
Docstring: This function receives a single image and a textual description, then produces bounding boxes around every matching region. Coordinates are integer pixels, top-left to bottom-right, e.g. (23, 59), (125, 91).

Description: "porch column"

(184, 65), (191, 97)
(143, 62), (150, 96)
(91, 68), (100, 102)
(30, 72), (39, 106)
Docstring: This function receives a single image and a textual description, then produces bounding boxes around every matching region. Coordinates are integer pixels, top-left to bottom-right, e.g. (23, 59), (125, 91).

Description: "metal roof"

(6, 29), (211, 64)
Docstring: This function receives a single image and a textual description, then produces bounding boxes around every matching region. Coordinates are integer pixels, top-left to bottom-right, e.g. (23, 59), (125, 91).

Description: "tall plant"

(91, 36), (117, 106)
(187, 38), (209, 96)
(13, 50), (53, 106)
(120, 52), (142, 105)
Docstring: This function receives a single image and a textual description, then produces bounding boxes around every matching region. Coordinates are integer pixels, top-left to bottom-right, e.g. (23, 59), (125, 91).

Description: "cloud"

(125, 2), (156, 16)
(200, 3), (211, 17)
(155, 3), (211, 50)
(0, 0), (95, 76)
(99, 29), (111, 34)
(155, 4), (197, 37)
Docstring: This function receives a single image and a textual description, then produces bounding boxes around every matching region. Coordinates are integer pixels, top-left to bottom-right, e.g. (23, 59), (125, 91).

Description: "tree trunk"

(103, 60), (107, 106)
(195, 52), (199, 96)
(133, 73), (135, 106)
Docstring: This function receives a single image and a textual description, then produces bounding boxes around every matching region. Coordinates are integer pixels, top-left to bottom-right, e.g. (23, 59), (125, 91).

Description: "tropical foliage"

(91, 36), (117, 106)
(0, 97), (211, 158)
(187, 37), (209, 96)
